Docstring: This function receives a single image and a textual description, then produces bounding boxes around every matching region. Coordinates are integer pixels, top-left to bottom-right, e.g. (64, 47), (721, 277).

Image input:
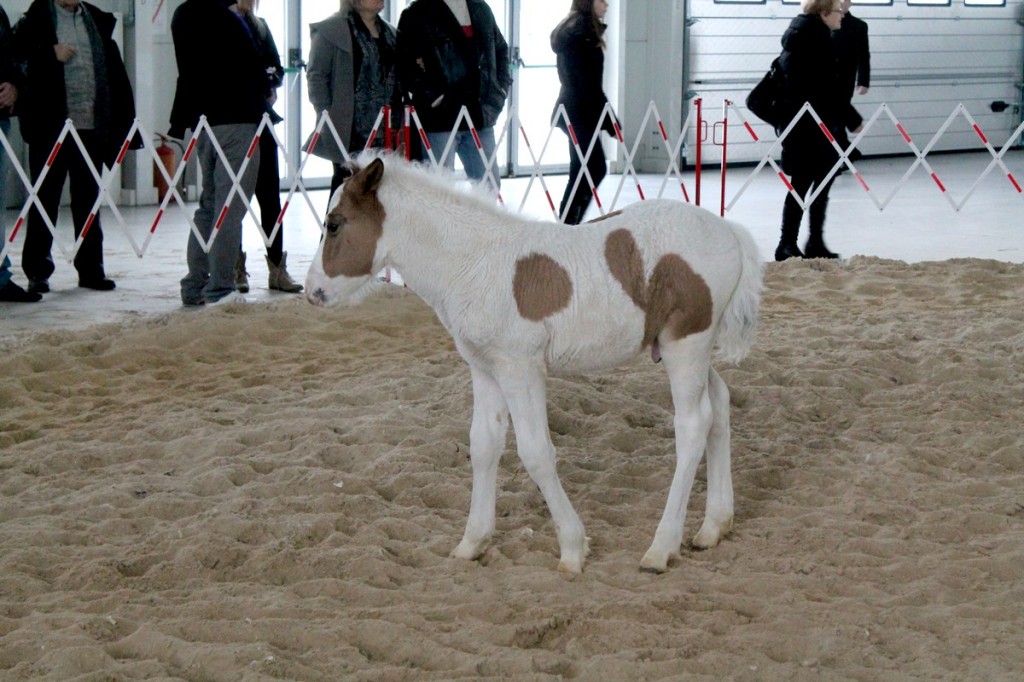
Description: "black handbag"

(746, 58), (786, 128)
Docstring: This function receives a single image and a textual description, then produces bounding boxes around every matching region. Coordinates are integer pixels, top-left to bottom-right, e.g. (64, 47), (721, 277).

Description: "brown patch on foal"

(604, 229), (713, 348)
(605, 228), (646, 309)
(513, 253), (573, 321)
(643, 254), (713, 346)
(322, 162), (386, 278)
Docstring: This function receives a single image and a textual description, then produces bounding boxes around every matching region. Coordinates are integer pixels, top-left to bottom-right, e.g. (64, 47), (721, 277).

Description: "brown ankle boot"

(235, 252), (250, 293)
(267, 252), (303, 293)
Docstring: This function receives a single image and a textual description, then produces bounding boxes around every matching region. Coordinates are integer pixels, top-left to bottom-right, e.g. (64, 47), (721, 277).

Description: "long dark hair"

(568, 0), (607, 47)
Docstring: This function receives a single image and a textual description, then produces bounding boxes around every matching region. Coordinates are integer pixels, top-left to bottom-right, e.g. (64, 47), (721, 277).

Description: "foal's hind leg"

(692, 367), (734, 549)
(640, 337), (714, 573)
(452, 365), (510, 561)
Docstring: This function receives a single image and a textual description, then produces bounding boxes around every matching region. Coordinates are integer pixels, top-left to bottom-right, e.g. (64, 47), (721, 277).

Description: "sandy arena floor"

(1, 255), (1022, 680)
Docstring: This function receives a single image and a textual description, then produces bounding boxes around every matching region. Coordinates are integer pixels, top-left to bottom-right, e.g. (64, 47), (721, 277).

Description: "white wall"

(685, 0), (1024, 165)
(617, 0), (687, 173)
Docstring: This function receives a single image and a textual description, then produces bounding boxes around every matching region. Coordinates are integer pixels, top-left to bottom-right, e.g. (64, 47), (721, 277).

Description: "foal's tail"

(714, 222), (763, 364)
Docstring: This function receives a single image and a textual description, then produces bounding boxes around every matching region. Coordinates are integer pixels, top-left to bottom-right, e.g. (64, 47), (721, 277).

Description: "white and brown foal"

(306, 155), (762, 573)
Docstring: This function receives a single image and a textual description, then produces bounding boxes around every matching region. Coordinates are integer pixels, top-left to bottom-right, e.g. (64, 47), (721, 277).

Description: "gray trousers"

(180, 123), (260, 304)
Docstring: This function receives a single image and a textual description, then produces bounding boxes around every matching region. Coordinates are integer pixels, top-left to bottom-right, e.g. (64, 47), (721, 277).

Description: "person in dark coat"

(0, 2), (40, 302)
(14, 0), (139, 293)
(774, 0), (862, 261)
(396, 0), (510, 190)
(550, 0), (615, 225)
(169, 0), (266, 306)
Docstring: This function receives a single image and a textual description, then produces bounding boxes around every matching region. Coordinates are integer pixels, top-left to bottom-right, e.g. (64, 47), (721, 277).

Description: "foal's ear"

(354, 158), (385, 195)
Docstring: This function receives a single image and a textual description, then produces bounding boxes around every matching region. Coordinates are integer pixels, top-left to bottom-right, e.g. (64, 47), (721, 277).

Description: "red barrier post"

(695, 98), (702, 207)
(720, 100), (730, 218)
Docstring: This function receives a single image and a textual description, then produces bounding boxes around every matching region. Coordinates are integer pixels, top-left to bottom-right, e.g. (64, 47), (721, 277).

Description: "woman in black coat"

(551, 0), (614, 225)
(775, 0), (862, 260)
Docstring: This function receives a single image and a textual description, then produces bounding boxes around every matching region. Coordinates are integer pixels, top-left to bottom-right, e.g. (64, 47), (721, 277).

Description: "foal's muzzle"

(307, 288), (328, 306)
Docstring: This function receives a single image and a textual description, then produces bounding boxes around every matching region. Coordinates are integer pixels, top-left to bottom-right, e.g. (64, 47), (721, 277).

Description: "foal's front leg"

(499, 368), (587, 573)
(452, 365), (509, 561)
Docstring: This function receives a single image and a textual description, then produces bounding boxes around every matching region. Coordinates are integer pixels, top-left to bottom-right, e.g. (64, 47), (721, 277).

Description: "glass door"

(261, 0), (350, 190)
(510, 0), (571, 174)
(294, 1), (341, 186)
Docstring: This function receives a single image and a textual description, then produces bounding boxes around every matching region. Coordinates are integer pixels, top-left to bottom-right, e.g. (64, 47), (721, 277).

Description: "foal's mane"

(357, 152), (519, 222)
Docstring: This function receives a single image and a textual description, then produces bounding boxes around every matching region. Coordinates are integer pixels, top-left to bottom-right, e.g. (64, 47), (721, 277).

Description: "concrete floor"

(2, 150), (1022, 341)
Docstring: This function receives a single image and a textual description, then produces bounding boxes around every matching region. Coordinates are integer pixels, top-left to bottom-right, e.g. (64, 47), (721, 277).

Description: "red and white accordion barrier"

(2, 99), (1022, 266)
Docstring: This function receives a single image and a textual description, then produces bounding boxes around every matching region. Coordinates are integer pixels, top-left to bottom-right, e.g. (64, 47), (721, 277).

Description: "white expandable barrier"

(3, 101), (1021, 268)
(724, 101), (1024, 217)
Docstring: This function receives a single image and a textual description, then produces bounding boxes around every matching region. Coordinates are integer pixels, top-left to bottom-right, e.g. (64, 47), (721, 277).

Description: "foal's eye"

(325, 220), (342, 236)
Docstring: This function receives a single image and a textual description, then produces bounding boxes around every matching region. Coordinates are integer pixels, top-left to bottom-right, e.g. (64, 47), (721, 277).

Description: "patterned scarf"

(348, 12), (395, 150)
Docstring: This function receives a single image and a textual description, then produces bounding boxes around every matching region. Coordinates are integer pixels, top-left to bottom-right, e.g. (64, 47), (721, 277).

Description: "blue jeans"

(426, 128), (500, 191)
(0, 118), (11, 288)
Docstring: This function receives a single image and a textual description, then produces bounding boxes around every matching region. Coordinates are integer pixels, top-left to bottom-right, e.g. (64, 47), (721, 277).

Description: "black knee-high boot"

(563, 204), (586, 225)
(776, 193), (805, 261)
(804, 180), (839, 259)
(559, 126), (604, 225)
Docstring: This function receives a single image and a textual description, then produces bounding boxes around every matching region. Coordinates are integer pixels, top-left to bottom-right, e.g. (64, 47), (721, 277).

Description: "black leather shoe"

(774, 244), (804, 261)
(804, 243), (840, 259)
(78, 277), (116, 291)
(27, 279), (50, 294)
(0, 280), (42, 302)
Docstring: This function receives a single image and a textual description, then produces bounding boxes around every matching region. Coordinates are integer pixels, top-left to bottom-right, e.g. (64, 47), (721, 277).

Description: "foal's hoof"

(638, 550), (673, 574)
(692, 517), (733, 550)
(450, 539), (486, 561)
(556, 536), (590, 574)
(557, 559), (583, 575)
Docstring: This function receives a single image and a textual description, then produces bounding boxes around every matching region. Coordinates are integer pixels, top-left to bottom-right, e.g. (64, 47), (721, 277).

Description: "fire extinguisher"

(153, 136), (177, 203)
